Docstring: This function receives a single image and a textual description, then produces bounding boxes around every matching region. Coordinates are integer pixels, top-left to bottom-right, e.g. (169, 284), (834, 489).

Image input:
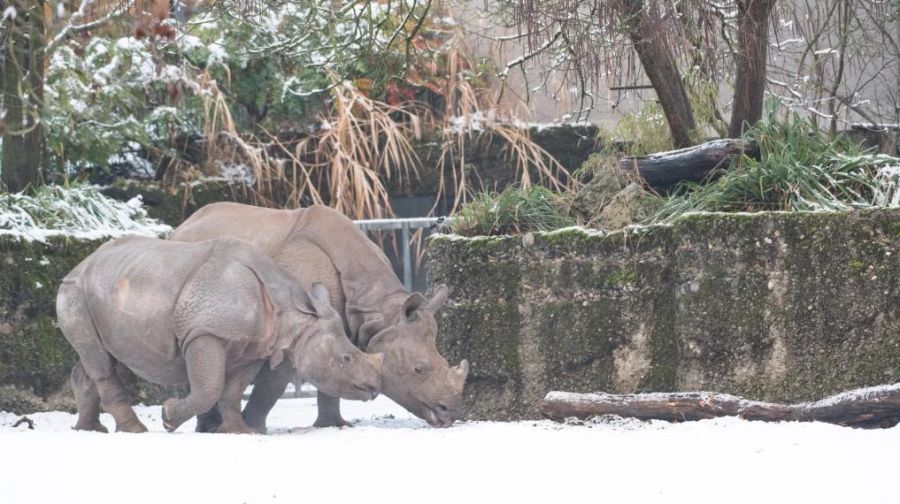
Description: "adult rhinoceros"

(57, 235), (383, 434)
(170, 203), (468, 430)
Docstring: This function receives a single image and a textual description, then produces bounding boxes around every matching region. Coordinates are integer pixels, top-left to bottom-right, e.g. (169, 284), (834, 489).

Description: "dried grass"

(432, 37), (576, 215)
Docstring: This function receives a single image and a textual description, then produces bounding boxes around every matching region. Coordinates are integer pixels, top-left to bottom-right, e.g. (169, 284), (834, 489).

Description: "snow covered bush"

(45, 35), (205, 176)
(0, 184), (171, 241)
(189, 0), (426, 128)
(41, 0), (437, 180)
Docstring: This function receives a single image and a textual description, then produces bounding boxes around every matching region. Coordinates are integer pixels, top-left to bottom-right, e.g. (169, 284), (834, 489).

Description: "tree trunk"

(541, 384), (900, 429)
(1, 0), (46, 193)
(728, 0), (777, 138)
(619, 138), (759, 188)
(623, 0), (697, 148)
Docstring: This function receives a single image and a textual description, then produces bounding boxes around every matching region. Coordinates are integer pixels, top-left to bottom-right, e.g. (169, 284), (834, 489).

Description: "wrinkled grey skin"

(56, 235), (383, 434)
(170, 203), (468, 431)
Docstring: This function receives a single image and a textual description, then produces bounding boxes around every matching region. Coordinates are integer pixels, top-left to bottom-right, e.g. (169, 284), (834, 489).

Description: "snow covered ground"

(2, 395), (898, 504)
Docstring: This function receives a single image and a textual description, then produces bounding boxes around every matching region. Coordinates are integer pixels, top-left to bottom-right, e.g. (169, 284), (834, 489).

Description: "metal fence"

(353, 216), (452, 290)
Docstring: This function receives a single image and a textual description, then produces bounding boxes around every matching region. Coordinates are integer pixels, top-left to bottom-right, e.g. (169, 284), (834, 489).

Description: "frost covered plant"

(41, 0), (430, 179)
(45, 35), (205, 174)
(0, 185), (171, 241)
(649, 111), (900, 223)
(190, 0), (419, 127)
(872, 165), (900, 208)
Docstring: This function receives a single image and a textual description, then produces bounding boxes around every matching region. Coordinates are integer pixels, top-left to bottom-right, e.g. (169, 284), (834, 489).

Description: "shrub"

(450, 186), (574, 236)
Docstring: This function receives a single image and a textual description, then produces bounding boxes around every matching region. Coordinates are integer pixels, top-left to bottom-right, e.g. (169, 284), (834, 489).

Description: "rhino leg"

(162, 335), (225, 433)
(62, 317), (146, 433)
(313, 392), (351, 428)
(71, 360), (107, 433)
(195, 406), (222, 433)
(216, 361), (264, 434)
(241, 362), (295, 434)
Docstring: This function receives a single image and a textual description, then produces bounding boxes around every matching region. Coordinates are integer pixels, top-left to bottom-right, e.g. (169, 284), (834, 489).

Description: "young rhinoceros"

(56, 235), (383, 434)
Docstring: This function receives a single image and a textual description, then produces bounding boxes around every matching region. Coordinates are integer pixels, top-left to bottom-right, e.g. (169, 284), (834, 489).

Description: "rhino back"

(291, 206), (408, 319)
(77, 236), (215, 384)
(170, 202), (300, 256)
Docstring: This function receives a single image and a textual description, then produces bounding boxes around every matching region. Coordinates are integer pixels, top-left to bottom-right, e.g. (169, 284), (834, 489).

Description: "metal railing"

(353, 216), (452, 290)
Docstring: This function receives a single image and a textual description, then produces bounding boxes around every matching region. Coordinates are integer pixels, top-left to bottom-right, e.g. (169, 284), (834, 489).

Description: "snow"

(206, 43), (228, 67)
(195, 162), (257, 186)
(1, 395), (898, 503)
(0, 185), (171, 242)
(809, 382), (900, 408)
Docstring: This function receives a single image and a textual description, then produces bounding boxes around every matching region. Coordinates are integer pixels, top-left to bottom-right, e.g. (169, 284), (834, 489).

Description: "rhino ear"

(290, 287), (316, 316)
(403, 292), (425, 321)
(309, 283), (335, 317)
(358, 316), (388, 350)
(423, 284), (449, 314)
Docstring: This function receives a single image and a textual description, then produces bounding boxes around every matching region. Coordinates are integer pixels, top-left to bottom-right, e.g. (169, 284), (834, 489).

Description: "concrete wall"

(426, 209), (900, 420)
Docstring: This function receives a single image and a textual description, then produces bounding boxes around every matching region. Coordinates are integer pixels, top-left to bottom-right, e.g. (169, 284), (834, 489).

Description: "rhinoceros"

(170, 203), (468, 430)
(56, 235), (383, 434)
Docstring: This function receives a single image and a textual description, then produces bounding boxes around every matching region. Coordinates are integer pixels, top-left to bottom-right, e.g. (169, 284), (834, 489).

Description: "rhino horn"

(455, 359), (469, 383)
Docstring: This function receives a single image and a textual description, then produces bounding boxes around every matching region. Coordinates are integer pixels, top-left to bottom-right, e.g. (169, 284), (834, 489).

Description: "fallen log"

(619, 138), (760, 189)
(541, 384), (900, 429)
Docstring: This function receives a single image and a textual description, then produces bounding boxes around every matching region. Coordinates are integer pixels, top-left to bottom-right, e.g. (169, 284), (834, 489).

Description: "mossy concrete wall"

(0, 236), (182, 414)
(426, 209), (900, 420)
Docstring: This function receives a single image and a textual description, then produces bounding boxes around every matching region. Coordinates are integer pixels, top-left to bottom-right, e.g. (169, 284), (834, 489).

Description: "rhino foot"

(161, 400), (179, 433)
(215, 421), (257, 435)
(74, 420), (108, 433)
(313, 416), (353, 428)
(115, 420), (148, 433)
(196, 408), (223, 433)
(243, 417), (268, 435)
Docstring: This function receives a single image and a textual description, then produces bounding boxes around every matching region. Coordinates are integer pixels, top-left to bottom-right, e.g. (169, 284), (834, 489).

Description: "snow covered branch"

(498, 29), (563, 80)
(47, 0), (136, 54)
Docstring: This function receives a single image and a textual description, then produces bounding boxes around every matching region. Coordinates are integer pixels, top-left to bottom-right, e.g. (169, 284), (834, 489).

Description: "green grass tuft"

(450, 186), (575, 236)
(648, 107), (900, 223)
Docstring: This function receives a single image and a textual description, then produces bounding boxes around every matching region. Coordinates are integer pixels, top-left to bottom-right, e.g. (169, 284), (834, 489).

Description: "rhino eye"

(341, 354), (352, 364)
(413, 365), (424, 374)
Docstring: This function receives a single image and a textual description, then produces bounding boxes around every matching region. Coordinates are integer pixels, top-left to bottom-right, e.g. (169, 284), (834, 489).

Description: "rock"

(0, 385), (76, 414)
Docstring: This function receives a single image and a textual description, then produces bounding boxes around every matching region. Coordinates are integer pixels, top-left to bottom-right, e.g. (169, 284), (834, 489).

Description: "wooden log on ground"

(541, 384), (900, 428)
(619, 138), (760, 189)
